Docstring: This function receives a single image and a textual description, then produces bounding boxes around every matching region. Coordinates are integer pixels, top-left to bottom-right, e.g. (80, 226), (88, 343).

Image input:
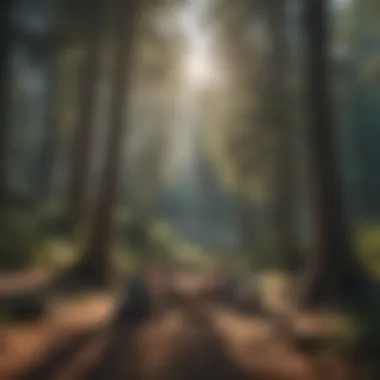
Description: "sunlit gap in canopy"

(168, 0), (221, 175)
(164, 0), (222, 232)
(179, 0), (221, 90)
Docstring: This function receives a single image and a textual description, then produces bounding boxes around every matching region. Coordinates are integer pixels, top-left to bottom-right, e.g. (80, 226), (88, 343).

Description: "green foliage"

(1, 188), (38, 213)
(356, 222), (380, 277)
(34, 239), (76, 270)
(203, 1), (285, 202)
(120, 217), (157, 262)
(361, 53), (380, 84)
(0, 195), (77, 271)
(38, 204), (76, 238)
(0, 210), (41, 270)
(124, 220), (150, 250)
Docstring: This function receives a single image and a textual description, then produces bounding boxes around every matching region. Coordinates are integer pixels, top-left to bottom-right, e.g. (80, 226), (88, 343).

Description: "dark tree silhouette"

(73, 0), (140, 286)
(36, 45), (60, 198)
(67, 0), (104, 219)
(301, 0), (370, 308)
(0, 0), (12, 202)
(258, 0), (299, 271)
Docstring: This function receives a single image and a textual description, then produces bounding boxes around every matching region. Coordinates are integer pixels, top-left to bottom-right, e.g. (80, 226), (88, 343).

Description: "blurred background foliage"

(0, 0), (379, 296)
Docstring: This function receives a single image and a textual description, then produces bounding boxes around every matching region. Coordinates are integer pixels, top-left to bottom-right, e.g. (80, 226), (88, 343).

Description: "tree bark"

(67, 0), (104, 219)
(301, 0), (369, 308)
(0, 0), (12, 203)
(75, 0), (139, 287)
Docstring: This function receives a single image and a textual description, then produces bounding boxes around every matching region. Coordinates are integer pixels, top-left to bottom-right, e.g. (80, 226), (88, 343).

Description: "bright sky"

(178, 0), (220, 88)
(167, 0), (214, 181)
(334, 0), (352, 9)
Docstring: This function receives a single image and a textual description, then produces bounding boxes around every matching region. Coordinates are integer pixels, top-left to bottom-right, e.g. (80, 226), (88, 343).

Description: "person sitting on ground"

(218, 273), (238, 307)
(113, 265), (153, 326)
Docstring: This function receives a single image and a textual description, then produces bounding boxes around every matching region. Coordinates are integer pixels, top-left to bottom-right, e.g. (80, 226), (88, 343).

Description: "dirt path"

(1, 294), (370, 380)
(3, 301), (264, 380)
(212, 310), (316, 379)
(0, 270), (52, 298)
(0, 294), (113, 379)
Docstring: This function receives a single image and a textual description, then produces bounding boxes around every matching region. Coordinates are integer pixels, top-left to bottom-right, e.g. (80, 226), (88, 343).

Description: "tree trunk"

(67, 0), (104, 219)
(301, 0), (369, 308)
(38, 53), (59, 199)
(263, 1), (299, 272)
(0, 0), (12, 203)
(74, 0), (139, 287)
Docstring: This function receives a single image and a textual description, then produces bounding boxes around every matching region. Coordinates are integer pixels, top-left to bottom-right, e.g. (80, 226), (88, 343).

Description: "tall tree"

(67, 0), (104, 219)
(34, 28), (65, 199)
(263, 0), (299, 272)
(301, 0), (369, 308)
(40, 53), (59, 198)
(0, 0), (12, 203)
(123, 0), (182, 217)
(205, 0), (299, 270)
(74, 0), (140, 286)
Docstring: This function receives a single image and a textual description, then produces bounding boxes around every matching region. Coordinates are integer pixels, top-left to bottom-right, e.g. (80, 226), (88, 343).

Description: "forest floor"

(0, 269), (52, 297)
(0, 272), (375, 380)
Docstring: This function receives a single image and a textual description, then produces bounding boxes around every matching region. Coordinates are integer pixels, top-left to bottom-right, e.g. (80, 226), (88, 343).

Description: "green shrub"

(39, 205), (76, 238)
(356, 222), (380, 277)
(1, 188), (37, 213)
(0, 211), (41, 270)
